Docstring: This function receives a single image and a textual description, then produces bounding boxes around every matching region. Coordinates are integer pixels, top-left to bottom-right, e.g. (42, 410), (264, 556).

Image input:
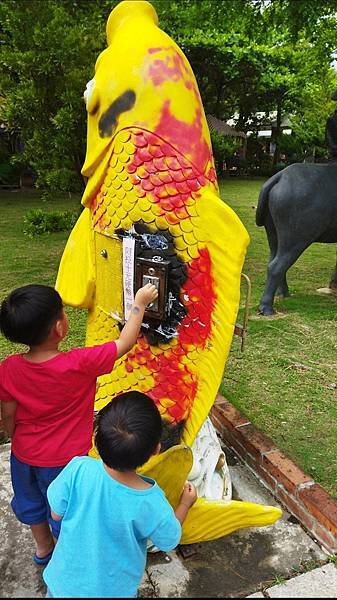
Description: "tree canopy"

(1, 0), (336, 191)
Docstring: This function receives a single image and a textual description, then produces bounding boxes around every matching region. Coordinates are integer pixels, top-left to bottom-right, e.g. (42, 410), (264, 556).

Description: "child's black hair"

(0, 284), (63, 346)
(95, 391), (163, 471)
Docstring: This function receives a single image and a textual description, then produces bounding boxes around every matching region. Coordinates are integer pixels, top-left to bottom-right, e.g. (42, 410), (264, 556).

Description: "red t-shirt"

(0, 342), (117, 467)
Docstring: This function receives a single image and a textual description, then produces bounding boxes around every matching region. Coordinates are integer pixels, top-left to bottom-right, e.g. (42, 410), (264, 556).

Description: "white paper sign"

(123, 237), (135, 321)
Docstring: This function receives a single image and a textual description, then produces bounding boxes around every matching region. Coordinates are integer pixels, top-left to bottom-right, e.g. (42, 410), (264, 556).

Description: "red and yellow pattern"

(85, 126), (220, 432)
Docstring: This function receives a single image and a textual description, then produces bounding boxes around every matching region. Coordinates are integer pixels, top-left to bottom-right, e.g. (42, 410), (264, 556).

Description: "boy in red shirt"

(0, 282), (157, 566)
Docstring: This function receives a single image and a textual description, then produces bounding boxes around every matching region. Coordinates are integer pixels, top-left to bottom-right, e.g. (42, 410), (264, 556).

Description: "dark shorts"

(10, 452), (65, 538)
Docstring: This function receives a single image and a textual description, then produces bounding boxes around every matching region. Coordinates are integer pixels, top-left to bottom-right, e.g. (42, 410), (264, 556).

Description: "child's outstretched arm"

(175, 482), (198, 524)
(147, 482), (197, 554)
(115, 283), (158, 359)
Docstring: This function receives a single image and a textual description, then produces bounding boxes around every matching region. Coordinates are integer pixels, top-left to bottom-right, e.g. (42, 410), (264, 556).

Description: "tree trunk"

(214, 77), (224, 115)
(273, 96), (282, 166)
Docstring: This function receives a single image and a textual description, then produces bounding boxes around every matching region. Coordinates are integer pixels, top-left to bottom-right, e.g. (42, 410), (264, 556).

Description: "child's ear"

(54, 319), (64, 338)
(153, 442), (161, 456)
(54, 315), (68, 339)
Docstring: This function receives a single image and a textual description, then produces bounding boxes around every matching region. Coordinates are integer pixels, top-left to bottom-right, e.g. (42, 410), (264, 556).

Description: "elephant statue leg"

(259, 242), (309, 316)
(261, 213), (290, 310)
(277, 275), (290, 298)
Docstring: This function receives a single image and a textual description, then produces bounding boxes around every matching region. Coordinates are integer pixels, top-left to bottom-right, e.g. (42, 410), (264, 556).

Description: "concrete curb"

(211, 394), (337, 554)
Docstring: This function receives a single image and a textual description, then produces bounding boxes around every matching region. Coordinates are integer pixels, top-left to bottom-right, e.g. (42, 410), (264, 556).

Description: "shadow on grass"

(272, 292), (337, 322)
(245, 291), (337, 327)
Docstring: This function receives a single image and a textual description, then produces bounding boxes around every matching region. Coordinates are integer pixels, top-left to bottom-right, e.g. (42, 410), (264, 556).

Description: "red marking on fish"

(121, 248), (215, 422)
(147, 52), (193, 87)
(178, 248), (216, 347)
(154, 100), (212, 175)
(148, 47), (164, 54)
(148, 57), (182, 86)
(125, 339), (197, 423)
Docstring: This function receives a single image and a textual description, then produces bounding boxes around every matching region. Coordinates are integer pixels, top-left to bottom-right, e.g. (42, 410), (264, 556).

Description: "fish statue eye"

(84, 79), (99, 115)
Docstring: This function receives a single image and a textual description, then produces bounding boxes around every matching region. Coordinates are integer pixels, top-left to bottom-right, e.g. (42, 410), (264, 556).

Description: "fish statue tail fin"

(138, 443), (282, 544)
(180, 497), (282, 544)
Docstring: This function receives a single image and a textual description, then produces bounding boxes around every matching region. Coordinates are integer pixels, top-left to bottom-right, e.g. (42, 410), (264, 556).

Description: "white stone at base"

(189, 417), (232, 501)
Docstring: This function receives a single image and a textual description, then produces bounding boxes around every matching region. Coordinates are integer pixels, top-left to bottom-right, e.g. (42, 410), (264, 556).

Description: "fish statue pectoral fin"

(180, 497), (282, 545)
(139, 444), (194, 509)
(55, 207), (95, 309)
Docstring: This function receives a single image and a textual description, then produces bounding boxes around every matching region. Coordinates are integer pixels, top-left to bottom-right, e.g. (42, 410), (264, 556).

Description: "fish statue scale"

(56, 0), (282, 543)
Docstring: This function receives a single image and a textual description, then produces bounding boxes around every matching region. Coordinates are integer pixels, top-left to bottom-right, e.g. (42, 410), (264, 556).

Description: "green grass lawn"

(0, 190), (87, 359)
(0, 183), (337, 497)
(220, 178), (337, 498)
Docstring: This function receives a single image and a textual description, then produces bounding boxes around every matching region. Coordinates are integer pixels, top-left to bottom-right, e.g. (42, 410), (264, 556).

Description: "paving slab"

(0, 443), (328, 598)
(0, 445), (45, 598)
(265, 563), (337, 598)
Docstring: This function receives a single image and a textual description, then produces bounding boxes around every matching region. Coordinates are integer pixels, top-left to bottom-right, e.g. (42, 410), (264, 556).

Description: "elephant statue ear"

(331, 91), (337, 101)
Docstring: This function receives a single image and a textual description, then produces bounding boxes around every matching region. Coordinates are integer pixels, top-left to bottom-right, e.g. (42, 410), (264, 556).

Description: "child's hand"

(134, 283), (158, 308)
(179, 481), (197, 508)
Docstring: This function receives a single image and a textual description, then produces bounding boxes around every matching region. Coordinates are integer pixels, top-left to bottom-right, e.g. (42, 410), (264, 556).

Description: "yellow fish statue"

(56, 0), (281, 543)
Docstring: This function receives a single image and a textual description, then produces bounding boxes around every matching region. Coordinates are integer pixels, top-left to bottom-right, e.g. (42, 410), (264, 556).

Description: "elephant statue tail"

(256, 170), (283, 226)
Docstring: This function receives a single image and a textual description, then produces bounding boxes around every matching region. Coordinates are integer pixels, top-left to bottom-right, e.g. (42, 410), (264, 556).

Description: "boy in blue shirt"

(43, 391), (197, 598)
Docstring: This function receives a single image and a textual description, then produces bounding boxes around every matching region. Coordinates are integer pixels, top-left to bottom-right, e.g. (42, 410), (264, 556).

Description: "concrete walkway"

(1, 443), (336, 598)
(247, 563), (337, 598)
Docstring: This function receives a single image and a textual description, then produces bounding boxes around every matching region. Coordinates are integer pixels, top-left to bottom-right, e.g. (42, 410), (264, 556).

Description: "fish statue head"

(82, 0), (216, 205)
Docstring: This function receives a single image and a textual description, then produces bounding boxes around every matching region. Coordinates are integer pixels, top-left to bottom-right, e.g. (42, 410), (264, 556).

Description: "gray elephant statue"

(256, 162), (337, 316)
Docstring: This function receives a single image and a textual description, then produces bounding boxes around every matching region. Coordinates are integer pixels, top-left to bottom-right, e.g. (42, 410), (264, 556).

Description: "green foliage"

(0, 0), (336, 192)
(291, 72), (337, 152)
(267, 0), (337, 43)
(245, 135), (274, 176)
(0, 162), (20, 185)
(271, 574), (286, 586)
(23, 207), (80, 237)
(210, 130), (240, 173)
(0, 0), (119, 194)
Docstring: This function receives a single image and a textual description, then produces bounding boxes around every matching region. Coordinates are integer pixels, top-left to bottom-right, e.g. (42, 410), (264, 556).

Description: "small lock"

(100, 249), (108, 259)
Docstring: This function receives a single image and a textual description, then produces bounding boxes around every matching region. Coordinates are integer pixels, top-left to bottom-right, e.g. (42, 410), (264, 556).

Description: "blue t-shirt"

(43, 456), (181, 598)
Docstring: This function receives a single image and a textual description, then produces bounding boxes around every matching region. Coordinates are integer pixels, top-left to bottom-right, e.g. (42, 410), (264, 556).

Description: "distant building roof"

(227, 111), (292, 130)
(206, 114), (247, 139)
